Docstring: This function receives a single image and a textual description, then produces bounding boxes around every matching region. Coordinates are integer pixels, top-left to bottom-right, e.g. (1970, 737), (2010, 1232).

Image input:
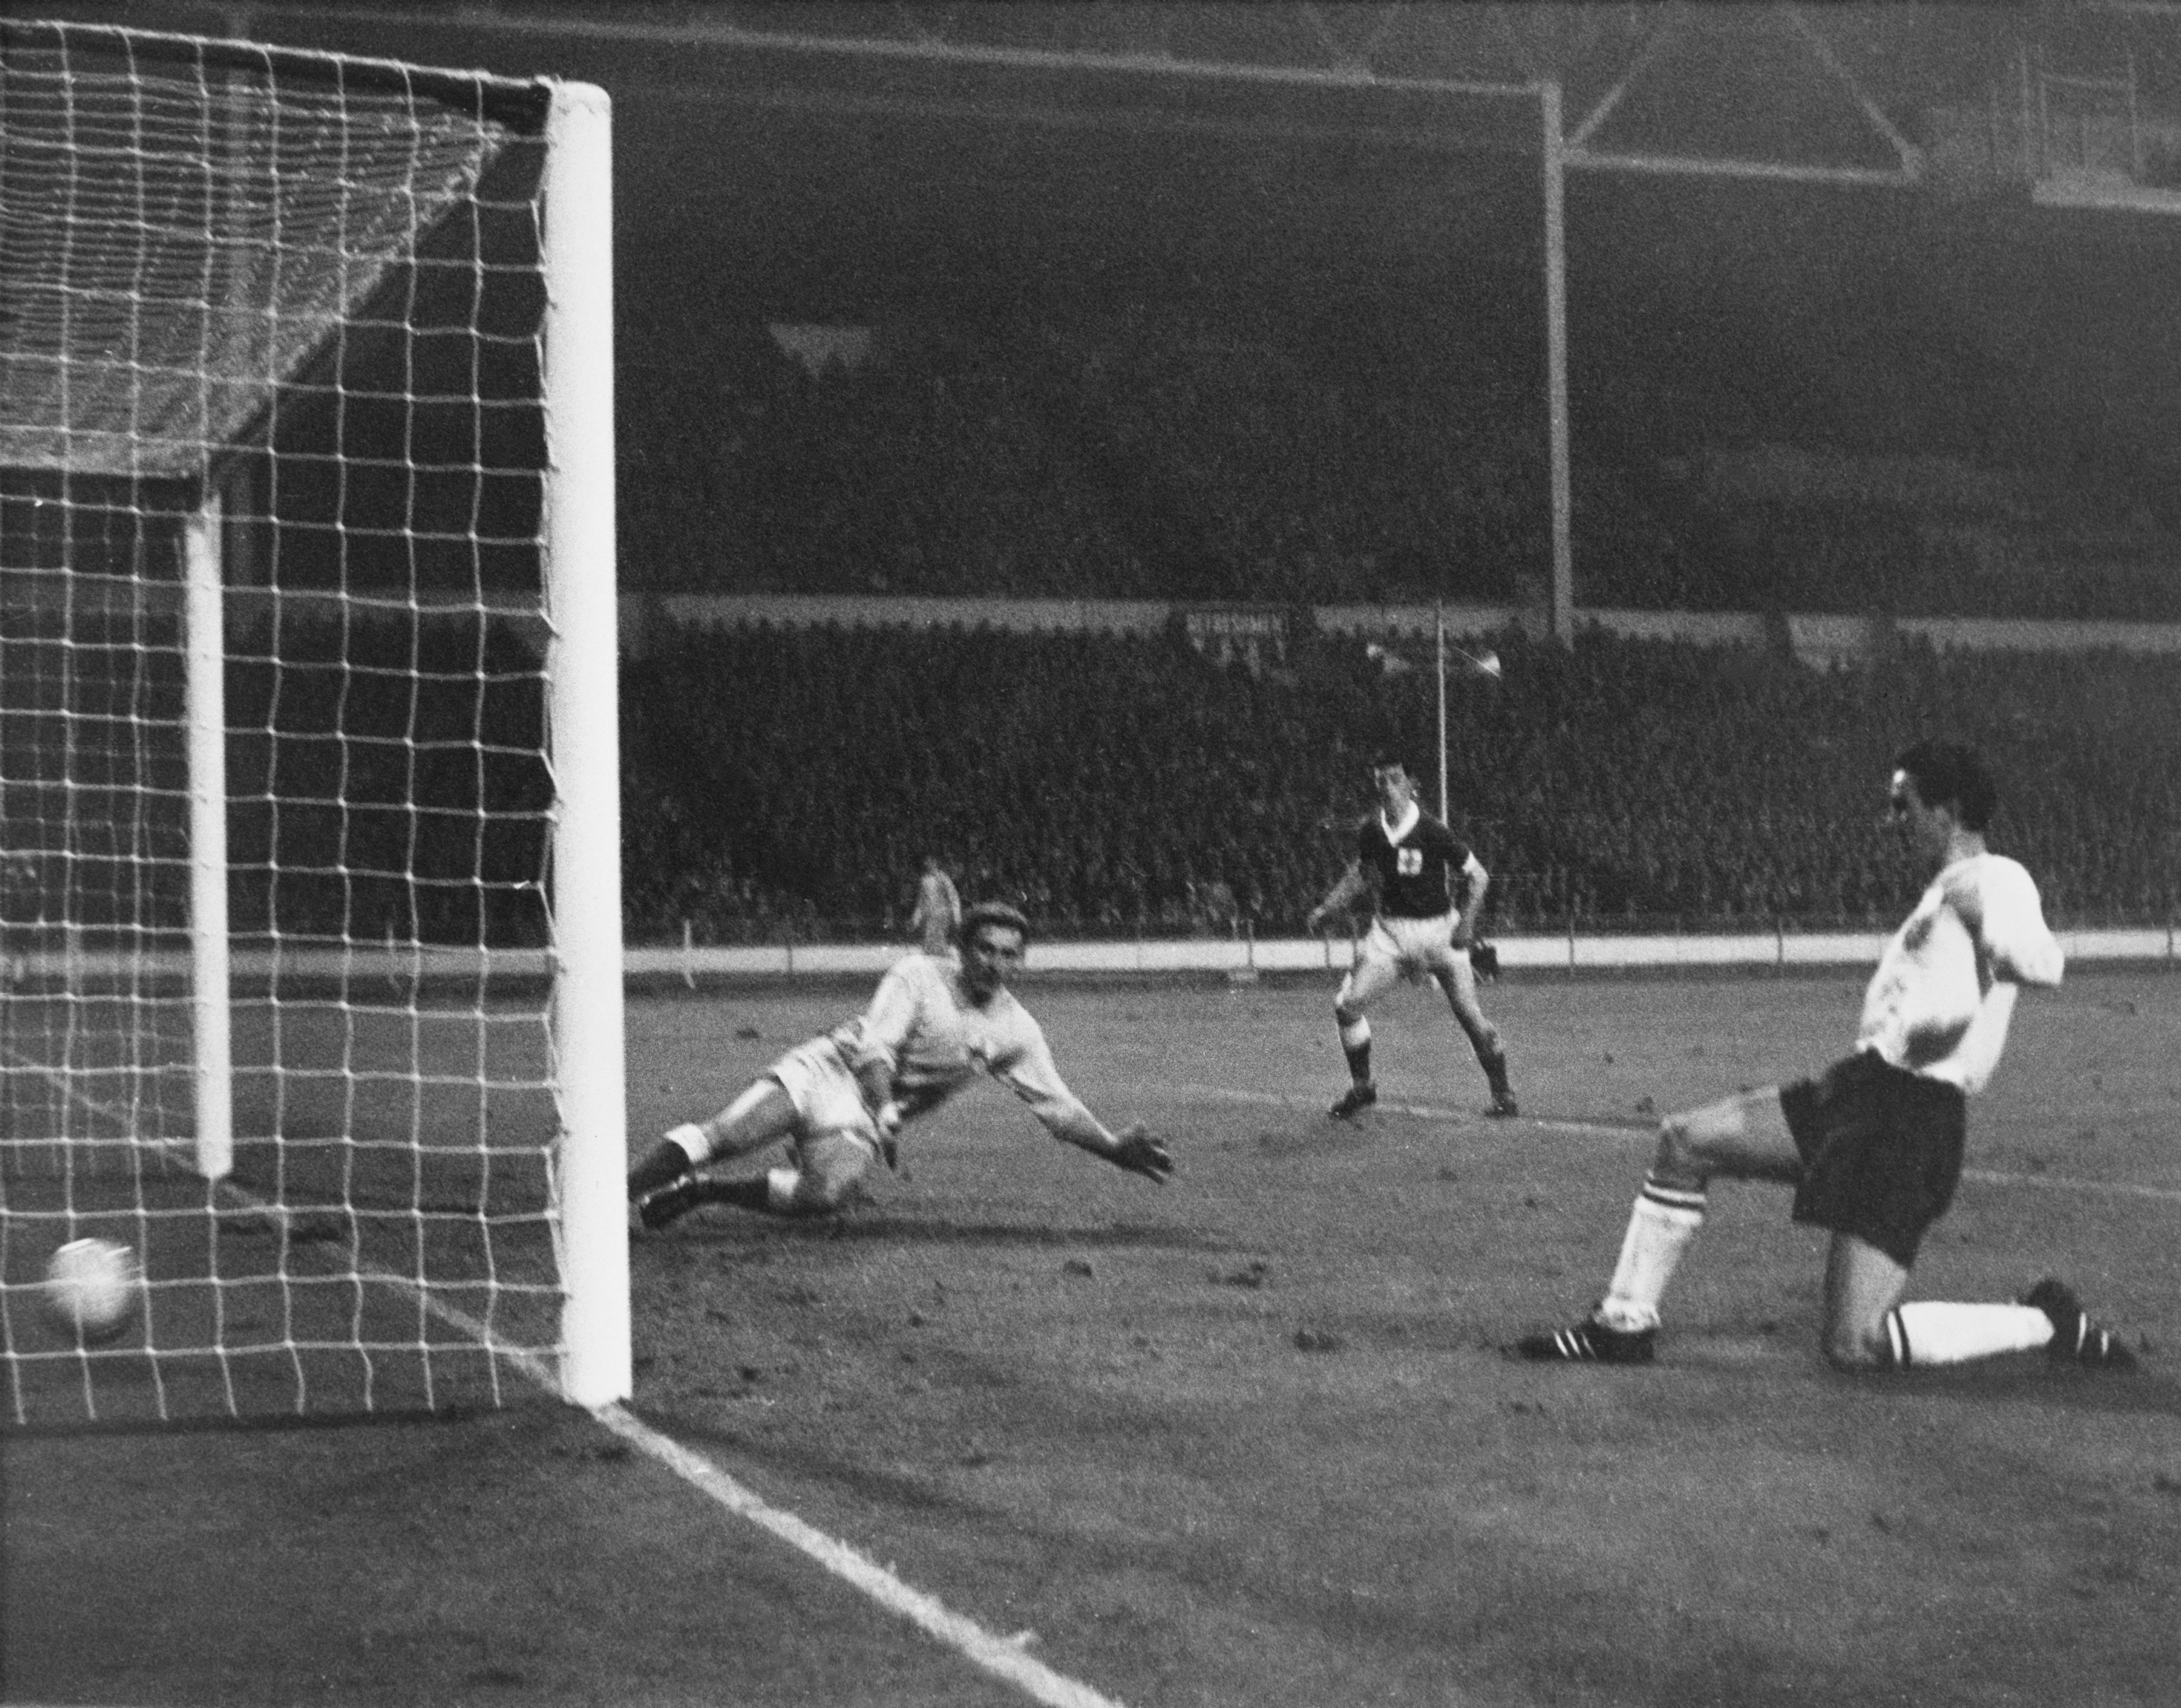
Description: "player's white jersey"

(1856, 852), (2063, 1094)
(830, 953), (1090, 1135)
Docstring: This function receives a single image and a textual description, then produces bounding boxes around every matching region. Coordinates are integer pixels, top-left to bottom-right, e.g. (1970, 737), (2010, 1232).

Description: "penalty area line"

(1164, 1081), (2181, 1205)
(1163, 1080), (1649, 1142)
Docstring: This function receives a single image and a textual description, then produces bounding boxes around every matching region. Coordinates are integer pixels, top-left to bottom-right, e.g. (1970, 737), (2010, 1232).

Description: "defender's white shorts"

(1338, 912), (1469, 1009)
(769, 1037), (883, 1156)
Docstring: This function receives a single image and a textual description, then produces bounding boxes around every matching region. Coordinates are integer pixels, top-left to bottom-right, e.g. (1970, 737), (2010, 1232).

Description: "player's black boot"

(1329, 1080), (1377, 1119)
(635, 1176), (703, 1231)
(2021, 1278), (2137, 1370)
(627, 1135), (696, 1200)
(637, 1175), (781, 1229)
(1513, 1311), (1656, 1364)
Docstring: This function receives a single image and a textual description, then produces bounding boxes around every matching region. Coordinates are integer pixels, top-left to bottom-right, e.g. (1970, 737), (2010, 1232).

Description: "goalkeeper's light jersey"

(830, 952), (1089, 1134)
(1855, 852), (2063, 1095)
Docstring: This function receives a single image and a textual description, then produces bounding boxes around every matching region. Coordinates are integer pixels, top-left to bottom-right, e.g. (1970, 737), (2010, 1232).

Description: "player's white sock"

(764, 1166), (802, 1213)
(1884, 1302), (2054, 1367)
(666, 1121), (711, 1168)
(1597, 1182), (1706, 1332)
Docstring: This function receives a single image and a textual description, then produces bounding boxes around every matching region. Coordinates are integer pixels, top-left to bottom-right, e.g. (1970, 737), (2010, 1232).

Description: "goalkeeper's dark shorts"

(1779, 1049), (1966, 1269)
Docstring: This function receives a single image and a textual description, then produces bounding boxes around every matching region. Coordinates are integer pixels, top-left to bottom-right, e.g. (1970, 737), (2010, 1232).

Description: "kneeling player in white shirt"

(627, 901), (1174, 1226)
(1516, 741), (2137, 1373)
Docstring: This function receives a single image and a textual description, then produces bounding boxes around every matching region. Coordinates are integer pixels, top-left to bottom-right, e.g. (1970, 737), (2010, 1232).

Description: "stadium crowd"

(619, 621), (2181, 943)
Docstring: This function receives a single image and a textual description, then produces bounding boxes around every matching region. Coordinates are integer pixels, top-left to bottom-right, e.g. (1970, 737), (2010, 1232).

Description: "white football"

(42, 1237), (142, 1345)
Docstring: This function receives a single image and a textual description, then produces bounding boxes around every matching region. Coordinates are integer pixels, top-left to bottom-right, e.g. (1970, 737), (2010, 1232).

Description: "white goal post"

(0, 19), (627, 1422)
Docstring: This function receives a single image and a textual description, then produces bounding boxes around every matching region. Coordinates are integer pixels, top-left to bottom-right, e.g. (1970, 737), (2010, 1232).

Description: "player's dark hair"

(957, 900), (1033, 948)
(1895, 740), (1996, 832)
(1370, 755), (1411, 777)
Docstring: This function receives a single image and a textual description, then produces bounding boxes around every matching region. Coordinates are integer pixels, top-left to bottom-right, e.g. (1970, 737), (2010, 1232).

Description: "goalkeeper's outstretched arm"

(1043, 1103), (1175, 1183)
(1000, 1016), (1174, 1182)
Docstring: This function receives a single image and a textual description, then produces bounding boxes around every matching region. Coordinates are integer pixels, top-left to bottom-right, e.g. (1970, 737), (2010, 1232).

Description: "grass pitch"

(612, 967), (2181, 1707)
(8, 967), (2176, 1706)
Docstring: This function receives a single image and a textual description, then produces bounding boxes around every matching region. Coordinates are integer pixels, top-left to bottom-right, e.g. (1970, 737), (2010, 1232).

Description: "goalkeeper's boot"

(628, 1129), (704, 1199)
(1513, 1310), (1656, 1365)
(1487, 1088), (1520, 1118)
(2021, 1277), (2138, 1370)
(635, 1176), (704, 1232)
(1329, 1080), (1378, 1120)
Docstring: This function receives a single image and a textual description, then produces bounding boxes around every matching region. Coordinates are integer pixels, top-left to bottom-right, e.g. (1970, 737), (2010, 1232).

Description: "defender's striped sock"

(1882, 1302), (2053, 1368)
(1597, 1180), (1706, 1333)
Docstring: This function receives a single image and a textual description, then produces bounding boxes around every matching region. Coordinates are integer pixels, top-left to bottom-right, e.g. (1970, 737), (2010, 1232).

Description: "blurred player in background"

(907, 853), (961, 958)
(1306, 756), (1517, 1119)
(1517, 740), (2137, 1373)
(628, 900), (1174, 1225)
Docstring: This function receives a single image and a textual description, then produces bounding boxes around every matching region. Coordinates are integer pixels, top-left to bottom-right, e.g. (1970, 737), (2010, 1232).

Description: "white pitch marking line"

(588, 1404), (1130, 1708)
(1164, 1080), (1640, 1139)
(1162, 1081), (2181, 1204)
(298, 1295), (1135, 1706)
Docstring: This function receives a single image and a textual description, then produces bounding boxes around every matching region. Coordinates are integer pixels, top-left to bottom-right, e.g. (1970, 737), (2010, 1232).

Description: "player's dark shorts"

(1779, 1049), (1966, 1268)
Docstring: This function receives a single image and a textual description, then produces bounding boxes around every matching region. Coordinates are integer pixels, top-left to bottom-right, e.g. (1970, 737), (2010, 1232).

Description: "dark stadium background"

(15, 2), (2181, 944)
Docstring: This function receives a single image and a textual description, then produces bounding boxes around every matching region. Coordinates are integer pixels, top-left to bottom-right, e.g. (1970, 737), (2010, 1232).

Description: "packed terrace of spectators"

(621, 623), (2181, 943)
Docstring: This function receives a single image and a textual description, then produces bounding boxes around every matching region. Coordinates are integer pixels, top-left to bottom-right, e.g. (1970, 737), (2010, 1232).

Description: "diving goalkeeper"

(628, 900), (1175, 1226)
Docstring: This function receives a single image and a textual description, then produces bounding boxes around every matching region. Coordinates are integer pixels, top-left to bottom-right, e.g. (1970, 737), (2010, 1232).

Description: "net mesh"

(0, 20), (579, 1426)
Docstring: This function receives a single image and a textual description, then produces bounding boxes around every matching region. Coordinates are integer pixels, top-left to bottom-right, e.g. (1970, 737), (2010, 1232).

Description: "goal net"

(0, 19), (627, 1425)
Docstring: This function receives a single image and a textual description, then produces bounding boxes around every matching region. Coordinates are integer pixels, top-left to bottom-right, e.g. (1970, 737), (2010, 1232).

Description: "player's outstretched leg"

(632, 1081), (801, 1231)
(1513, 1090), (1792, 1363)
(2022, 1278), (2139, 1369)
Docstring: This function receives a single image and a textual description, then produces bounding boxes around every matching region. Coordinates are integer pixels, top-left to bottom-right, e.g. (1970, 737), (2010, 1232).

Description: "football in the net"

(42, 1237), (142, 1345)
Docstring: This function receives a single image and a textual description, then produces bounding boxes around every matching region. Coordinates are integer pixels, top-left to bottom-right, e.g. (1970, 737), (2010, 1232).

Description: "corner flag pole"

(1435, 598), (1448, 821)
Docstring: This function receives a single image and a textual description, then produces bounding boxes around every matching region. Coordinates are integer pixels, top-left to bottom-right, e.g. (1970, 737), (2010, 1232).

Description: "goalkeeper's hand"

(1468, 941), (1500, 981)
(1109, 1123), (1174, 1184)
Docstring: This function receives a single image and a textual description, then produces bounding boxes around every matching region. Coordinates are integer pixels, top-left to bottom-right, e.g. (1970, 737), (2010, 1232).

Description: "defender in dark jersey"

(1305, 758), (1517, 1119)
